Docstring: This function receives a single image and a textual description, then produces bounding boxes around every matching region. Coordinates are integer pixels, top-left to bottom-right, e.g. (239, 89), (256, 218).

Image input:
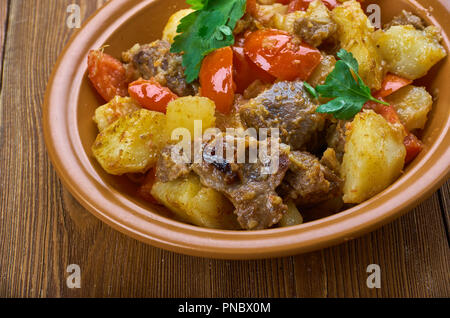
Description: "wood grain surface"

(0, 0), (449, 298)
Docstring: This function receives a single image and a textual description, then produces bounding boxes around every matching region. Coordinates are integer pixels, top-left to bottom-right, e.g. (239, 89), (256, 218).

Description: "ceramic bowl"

(44, 0), (450, 259)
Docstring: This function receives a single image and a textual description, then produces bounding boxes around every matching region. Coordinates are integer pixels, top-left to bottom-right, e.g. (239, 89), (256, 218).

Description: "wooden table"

(0, 0), (449, 298)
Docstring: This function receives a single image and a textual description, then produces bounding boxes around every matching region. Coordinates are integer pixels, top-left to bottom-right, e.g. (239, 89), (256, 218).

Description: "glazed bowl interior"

(45, 0), (450, 259)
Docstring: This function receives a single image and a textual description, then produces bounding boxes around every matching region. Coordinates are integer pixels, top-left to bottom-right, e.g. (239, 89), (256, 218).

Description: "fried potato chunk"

(341, 110), (406, 204)
(162, 9), (195, 44)
(374, 25), (447, 80)
(151, 173), (239, 229)
(93, 96), (141, 131)
(332, 0), (385, 90)
(278, 200), (303, 227)
(166, 96), (216, 140)
(386, 85), (433, 131)
(92, 109), (167, 175)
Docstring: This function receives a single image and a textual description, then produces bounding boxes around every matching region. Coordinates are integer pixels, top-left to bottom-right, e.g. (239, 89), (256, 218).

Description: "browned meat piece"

(320, 148), (340, 174)
(326, 120), (347, 162)
(122, 41), (199, 96)
(384, 10), (426, 31)
(278, 151), (342, 206)
(307, 54), (336, 87)
(155, 145), (192, 183)
(192, 133), (290, 230)
(294, 17), (337, 47)
(239, 81), (326, 151)
(233, 13), (257, 35)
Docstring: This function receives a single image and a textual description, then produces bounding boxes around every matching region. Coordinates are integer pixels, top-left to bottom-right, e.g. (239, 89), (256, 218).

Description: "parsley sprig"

(171, 0), (247, 83)
(309, 49), (389, 120)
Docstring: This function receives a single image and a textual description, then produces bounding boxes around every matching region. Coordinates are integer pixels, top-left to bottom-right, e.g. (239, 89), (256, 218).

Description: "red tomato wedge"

(287, 0), (338, 12)
(199, 47), (236, 114)
(403, 133), (423, 164)
(232, 40), (275, 94)
(128, 78), (177, 114)
(244, 29), (322, 81)
(373, 103), (401, 125)
(276, 0), (291, 4)
(246, 0), (258, 17)
(137, 169), (160, 205)
(87, 49), (129, 102)
(375, 73), (413, 98)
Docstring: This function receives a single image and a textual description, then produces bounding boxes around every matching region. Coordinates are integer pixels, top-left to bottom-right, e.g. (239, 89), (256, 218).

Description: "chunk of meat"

(293, 0), (337, 47)
(326, 119), (348, 162)
(155, 144), (192, 183)
(384, 10), (426, 31)
(192, 133), (290, 230)
(277, 151), (342, 206)
(122, 41), (199, 97)
(233, 13), (257, 35)
(294, 17), (337, 47)
(239, 81), (325, 151)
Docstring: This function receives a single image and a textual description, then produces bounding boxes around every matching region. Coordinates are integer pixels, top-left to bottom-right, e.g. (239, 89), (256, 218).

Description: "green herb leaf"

(186, 0), (209, 10)
(315, 49), (389, 120)
(171, 0), (247, 83)
(303, 82), (318, 99)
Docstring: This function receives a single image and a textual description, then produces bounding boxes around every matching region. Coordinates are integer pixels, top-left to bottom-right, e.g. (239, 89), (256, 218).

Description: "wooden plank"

(0, 0), (448, 298)
(0, 0), (108, 298)
(0, 0), (9, 76)
(293, 193), (450, 297)
(438, 181), (450, 242)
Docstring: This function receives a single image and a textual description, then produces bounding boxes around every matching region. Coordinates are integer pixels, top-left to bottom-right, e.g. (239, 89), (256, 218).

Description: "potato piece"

(151, 173), (239, 229)
(271, 10), (305, 33)
(278, 201), (303, 227)
(258, 3), (288, 24)
(332, 0), (385, 90)
(166, 96), (216, 140)
(307, 54), (336, 87)
(374, 25), (447, 80)
(93, 96), (141, 131)
(341, 110), (406, 204)
(162, 9), (194, 44)
(92, 109), (167, 175)
(385, 85), (433, 131)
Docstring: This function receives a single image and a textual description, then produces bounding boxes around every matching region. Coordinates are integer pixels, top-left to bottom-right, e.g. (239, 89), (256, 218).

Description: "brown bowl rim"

(44, 0), (450, 259)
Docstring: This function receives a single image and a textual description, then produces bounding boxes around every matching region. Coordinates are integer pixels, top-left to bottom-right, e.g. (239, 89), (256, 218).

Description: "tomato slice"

(232, 36), (275, 94)
(128, 78), (177, 114)
(244, 29), (322, 81)
(375, 73), (413, 98)
(137, 169), (160, 205)
(87, 49), (129, 102)
(199, 47), (236, 114)
(246, 0), (258, 17)
(276, 0), (292, 4)
(287, 0), (338, 12)
(403, 133), (423, 164)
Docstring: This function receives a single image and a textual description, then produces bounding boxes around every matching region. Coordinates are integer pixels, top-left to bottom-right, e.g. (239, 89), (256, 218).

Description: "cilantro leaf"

(315, 49), (388, 120)
(171, 0), (247, 83)
(186, 0), (209, 10)
(303, 82), (318, 99)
